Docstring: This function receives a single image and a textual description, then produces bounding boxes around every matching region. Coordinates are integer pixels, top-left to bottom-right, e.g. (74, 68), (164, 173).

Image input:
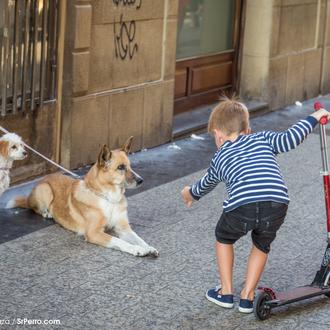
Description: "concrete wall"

(60, 0), (178, 168)
(321, 0), (330, 93)
(239, 0), (272, 102)
(240, 0), (330, 110)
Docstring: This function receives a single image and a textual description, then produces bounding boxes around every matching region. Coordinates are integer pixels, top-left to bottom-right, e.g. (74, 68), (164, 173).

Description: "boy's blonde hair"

(208, 96), (249, 135)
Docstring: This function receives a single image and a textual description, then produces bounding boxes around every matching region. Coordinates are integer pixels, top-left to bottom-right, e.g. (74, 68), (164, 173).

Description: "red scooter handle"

(314, 101), (328, 125)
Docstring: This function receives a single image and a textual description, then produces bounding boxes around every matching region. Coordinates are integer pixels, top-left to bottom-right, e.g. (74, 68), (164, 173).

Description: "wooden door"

(174, 0), (242, 114)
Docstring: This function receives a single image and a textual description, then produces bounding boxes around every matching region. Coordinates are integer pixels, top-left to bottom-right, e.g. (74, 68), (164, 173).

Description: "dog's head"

(96, 136), (143, 189)
(0, 133), (27, 161)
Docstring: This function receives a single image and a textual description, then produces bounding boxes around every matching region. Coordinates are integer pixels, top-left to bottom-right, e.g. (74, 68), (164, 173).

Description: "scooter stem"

(314, 101), (330, 241)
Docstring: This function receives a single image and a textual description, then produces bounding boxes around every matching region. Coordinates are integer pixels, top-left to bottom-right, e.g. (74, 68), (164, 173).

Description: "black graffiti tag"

(112, 0), (142, 60)
(114, 14), (138, 60)
(113, 0), (142, 9)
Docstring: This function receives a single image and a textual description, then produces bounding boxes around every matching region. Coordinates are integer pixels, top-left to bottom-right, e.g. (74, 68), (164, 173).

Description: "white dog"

(0, 133), (27, 197)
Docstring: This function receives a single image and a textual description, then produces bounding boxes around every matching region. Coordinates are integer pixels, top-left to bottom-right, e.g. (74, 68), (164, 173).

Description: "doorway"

(174, 0), (242, 115)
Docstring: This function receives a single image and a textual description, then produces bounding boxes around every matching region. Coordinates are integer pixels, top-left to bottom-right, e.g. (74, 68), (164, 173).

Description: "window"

(0, 0), (58, 116)
(176, 0), (235, 60)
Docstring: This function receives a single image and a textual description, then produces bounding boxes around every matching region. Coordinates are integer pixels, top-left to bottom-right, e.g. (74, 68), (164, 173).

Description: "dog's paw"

(132, 246), (150, 257)
(148, 246), (159, 258)
(41, 210), (53, 219)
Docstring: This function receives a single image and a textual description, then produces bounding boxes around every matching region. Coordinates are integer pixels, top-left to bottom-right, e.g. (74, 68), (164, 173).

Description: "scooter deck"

(268, 285), (330, 307)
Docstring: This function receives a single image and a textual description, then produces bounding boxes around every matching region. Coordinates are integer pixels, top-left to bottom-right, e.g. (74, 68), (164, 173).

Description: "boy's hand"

(181, 186), (194, 208)
(311, 109), (330, 122)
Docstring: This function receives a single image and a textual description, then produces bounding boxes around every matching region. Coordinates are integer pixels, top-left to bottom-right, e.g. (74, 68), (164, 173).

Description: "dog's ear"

(98, 145), (112, 168)
(0, 140), (9, 158)
(121, 136), (133, 154)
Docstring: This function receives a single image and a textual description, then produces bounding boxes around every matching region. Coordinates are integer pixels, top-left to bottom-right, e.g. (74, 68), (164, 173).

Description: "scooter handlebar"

(314, 101), (328, 125)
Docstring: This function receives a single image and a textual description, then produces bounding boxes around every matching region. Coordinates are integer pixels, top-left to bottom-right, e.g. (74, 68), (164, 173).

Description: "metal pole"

(12, 0), (21, 114)
(21, 0), (31, 113)
(320, 125), (330, 240)
(314, 102), (330, 241)
(30, 0), (39, 110)
(320, 124), (329, 173)
(50, 0), (58, 99)
(39, 0), (48, 105)
(1, 0), (11, 116)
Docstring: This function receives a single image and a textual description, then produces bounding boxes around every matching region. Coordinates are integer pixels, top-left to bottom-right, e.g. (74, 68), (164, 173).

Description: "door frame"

(174, 0), (243, 115)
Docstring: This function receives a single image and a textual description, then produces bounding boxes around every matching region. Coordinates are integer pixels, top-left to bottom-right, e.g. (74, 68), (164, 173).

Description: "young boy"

(181, 97), (330, 313)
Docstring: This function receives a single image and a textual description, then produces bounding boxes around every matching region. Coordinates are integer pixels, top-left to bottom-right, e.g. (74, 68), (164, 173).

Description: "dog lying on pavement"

(8, 137), (159, 257)
(0, 133), (27, 197)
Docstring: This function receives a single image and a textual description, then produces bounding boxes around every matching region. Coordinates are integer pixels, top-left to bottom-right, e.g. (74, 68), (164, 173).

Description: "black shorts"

(215, 201), (288, 254)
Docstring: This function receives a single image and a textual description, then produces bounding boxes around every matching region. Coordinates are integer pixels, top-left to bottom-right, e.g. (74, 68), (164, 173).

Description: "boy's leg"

(206, 241), (235, 308)
(216, 242), (234, 294)
(241, 202), (287, 300)
(240, 244), (268, 300)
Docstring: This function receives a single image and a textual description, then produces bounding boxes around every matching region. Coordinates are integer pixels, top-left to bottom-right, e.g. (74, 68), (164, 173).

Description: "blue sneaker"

(205, 286), (234, 308)
(238, 298), (254, 313)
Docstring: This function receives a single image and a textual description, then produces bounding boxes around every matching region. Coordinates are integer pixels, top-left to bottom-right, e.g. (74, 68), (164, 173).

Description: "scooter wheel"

(254, 291), (272, 320)
(325, 275), (330, 297)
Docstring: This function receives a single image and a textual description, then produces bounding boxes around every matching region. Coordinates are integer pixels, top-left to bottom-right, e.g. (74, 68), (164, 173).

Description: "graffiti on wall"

(113, 0), (142, 9)
(113, 0), (142, 60)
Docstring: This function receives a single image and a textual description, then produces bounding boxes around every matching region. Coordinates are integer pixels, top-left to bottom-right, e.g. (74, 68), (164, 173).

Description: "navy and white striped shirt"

(190, 116), (318, 212)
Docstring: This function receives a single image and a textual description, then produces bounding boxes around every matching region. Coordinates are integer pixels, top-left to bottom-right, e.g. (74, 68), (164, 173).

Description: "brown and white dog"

(0, 133), (27, 197)
(9, 137), (159, 257)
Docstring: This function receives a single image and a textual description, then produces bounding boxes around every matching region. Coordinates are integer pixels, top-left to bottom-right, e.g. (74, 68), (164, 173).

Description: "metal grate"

(0, 0), (58, 116)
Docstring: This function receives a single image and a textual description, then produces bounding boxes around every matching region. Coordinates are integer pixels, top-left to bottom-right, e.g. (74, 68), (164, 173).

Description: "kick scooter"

(253, 101), (330, 320)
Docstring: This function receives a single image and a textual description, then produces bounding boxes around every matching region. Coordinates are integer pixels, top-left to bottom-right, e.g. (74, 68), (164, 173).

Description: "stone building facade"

(0, 0), (329, 180)
(60, 0), (178, 168)
(240, 0), (330, 110)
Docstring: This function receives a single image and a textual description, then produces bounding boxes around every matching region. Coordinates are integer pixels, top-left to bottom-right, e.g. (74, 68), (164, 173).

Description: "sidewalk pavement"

(0, 96), (330, 329)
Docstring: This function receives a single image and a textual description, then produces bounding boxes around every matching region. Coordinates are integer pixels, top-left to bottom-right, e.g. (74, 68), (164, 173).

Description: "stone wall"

(240, 0), (330, 110)
(61, 0), (178, 168)
(321, 0), (330, 94)
(239, 0), (272, 102)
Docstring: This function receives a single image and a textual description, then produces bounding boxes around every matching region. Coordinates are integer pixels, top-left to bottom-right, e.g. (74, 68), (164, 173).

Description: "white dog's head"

(0, 133), (27, 161)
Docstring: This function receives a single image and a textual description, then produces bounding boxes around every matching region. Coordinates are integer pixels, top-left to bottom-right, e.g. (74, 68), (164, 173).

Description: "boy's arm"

(189, 158), (221, 200)
(263, 114), (322, 154)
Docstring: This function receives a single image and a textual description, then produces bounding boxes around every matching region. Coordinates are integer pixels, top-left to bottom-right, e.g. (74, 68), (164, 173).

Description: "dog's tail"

(6, 196), (29, 209)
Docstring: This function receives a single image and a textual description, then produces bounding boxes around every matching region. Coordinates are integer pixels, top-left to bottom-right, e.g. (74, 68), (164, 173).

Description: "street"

(0, 96), (330, 329)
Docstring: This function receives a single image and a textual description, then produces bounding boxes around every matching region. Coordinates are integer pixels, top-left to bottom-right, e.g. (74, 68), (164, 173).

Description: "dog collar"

(93, 190), (119, 204)
(86, 186), (123, 204)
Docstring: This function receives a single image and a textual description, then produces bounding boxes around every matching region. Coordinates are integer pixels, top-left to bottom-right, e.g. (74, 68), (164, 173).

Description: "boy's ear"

(243, 127), (252, 135)
(213, 129), (224, 148)
(213, 128), (223, 138)
(98, 145), (112, 168)
(121, 136), (133, 154)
